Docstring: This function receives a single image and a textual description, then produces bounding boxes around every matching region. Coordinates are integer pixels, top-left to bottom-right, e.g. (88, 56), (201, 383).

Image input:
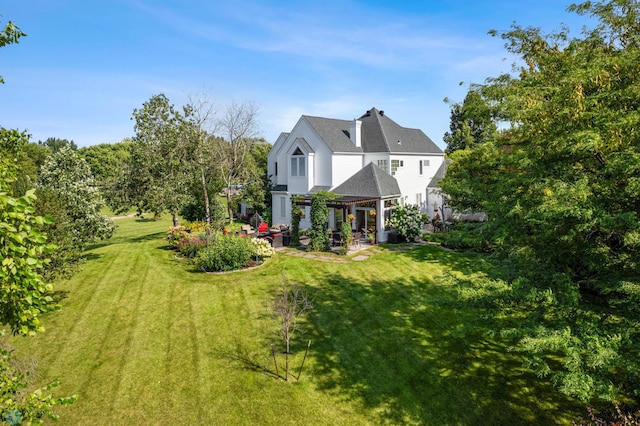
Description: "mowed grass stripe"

(8, 217), (586, 425)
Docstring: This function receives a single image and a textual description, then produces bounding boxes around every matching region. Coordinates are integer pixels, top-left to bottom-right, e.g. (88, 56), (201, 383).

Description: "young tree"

(271, 275), (313, 381)
(441, 0), (640, 403)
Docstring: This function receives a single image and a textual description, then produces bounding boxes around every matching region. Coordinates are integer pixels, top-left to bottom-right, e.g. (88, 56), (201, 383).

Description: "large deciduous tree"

(441, 0), (640, 404)
(129, 94), (193, 226)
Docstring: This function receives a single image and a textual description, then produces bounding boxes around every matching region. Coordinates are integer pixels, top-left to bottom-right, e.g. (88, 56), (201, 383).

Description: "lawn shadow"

(303, 252), (583, 424)
(82, 253), (103, 261)
(130, 231), (166, 243)
(49, 289), (70, 304)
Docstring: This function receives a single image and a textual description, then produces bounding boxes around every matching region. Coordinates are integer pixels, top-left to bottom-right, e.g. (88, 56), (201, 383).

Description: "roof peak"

(358, 107), (385, 119)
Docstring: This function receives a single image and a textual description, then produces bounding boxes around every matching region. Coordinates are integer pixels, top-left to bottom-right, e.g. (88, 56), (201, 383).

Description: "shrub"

(195, 234), (256, 272)
(387, 204), (425, 241)
(176, 235), (207, 258)
(166, 225), (187, 248)
(185, 221), (208, 234)
(440, 222), (492, 252)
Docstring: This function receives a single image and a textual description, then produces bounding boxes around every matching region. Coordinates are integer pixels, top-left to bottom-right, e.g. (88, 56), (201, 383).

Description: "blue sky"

(1, 1), (594, 148)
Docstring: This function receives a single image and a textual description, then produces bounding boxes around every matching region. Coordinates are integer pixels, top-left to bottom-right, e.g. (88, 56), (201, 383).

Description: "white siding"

(393, 154), (444, 213)
(331, 154), (363, 187)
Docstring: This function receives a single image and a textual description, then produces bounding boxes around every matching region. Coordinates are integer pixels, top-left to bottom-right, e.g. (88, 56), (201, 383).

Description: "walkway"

(277, 236), (430, 263)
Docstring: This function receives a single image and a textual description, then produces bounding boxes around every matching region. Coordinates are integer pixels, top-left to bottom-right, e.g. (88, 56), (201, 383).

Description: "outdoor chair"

(266, 233), (283, 248)
(351, 232), (361, 247)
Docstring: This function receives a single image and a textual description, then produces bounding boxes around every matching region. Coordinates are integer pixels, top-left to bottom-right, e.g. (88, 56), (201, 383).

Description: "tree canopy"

(0, 130), (56, 336)
(128, 94), (193, 225)
(440, 0), (640, 404)
(443, 88), (498, 155)
(37, 146), (115, 280)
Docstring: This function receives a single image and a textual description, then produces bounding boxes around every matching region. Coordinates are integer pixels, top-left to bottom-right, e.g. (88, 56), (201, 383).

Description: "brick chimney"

(349, 119), (362, 148)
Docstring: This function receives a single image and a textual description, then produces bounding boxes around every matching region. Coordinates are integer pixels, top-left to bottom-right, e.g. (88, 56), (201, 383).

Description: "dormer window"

(290, 147), (306, 177)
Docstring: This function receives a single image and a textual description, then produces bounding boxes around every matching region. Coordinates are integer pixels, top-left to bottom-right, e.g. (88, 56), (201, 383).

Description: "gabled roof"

(302, 108), (442, 155)
(302, 116), (361, 153)
(295, 137), (314, 153)
(428, 159), (450, 188)
(332, 162), (401, 198)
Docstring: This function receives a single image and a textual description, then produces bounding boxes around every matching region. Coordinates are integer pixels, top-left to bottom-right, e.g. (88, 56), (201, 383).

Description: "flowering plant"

(347, 213), (355, 222)
(166, 225), (187, 248)
(251, 238), (275, 259)
(369, 210), (376, 217)
(386, 204), (425, 241)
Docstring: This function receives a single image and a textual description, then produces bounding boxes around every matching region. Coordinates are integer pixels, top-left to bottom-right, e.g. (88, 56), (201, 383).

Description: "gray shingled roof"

(302, 116), (362, 153)
(359, 107), (442, 154)
(308, 185), (332, 194)
(303, 108), (442, 155)
(332, 162), (401, 198)
(428, 159), (450, 188)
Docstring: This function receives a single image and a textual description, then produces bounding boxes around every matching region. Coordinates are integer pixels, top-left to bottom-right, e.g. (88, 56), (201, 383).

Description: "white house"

(267, 107), (445, 242)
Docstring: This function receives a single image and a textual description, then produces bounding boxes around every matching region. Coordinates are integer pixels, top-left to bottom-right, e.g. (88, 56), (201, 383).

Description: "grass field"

(9, 217), (585, 425)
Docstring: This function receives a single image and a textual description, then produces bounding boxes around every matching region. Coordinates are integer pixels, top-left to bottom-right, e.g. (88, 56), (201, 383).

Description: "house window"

(280, 196), (286, 217)
(290, 147), (306, 177)
(377, 159), (388, 173)
(416, 193), (422, 206)
(275, 162), (278, 176)
(419, 159), (429, 175)
(391, 159), (403, 176)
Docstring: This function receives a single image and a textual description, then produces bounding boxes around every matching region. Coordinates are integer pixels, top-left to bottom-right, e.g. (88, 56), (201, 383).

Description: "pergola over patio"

(295, 162), (402, 243)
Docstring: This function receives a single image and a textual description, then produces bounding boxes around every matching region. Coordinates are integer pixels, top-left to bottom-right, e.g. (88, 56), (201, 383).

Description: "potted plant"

(367, 231), (376, 244)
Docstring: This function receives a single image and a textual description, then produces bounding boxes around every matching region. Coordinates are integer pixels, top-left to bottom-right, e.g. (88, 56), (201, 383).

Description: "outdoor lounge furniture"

(351, 232), (361, 247)
(240, 224), (256, 238)
(266, 233), (283, 248)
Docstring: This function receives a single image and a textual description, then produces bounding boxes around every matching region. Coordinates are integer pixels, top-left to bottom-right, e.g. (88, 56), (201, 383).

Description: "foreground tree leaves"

(441, 0), (640, 404)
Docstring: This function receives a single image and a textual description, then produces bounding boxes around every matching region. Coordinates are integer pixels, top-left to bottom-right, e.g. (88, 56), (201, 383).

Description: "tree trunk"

(172, 210), (179, 227)
(201, 168), (211, 225)
(285, 337), (290, 382)
(226, 188), (233, 224)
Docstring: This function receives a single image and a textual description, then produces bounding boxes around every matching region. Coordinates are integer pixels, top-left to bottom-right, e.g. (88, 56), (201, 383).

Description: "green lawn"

(10, 217), (585, 425)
